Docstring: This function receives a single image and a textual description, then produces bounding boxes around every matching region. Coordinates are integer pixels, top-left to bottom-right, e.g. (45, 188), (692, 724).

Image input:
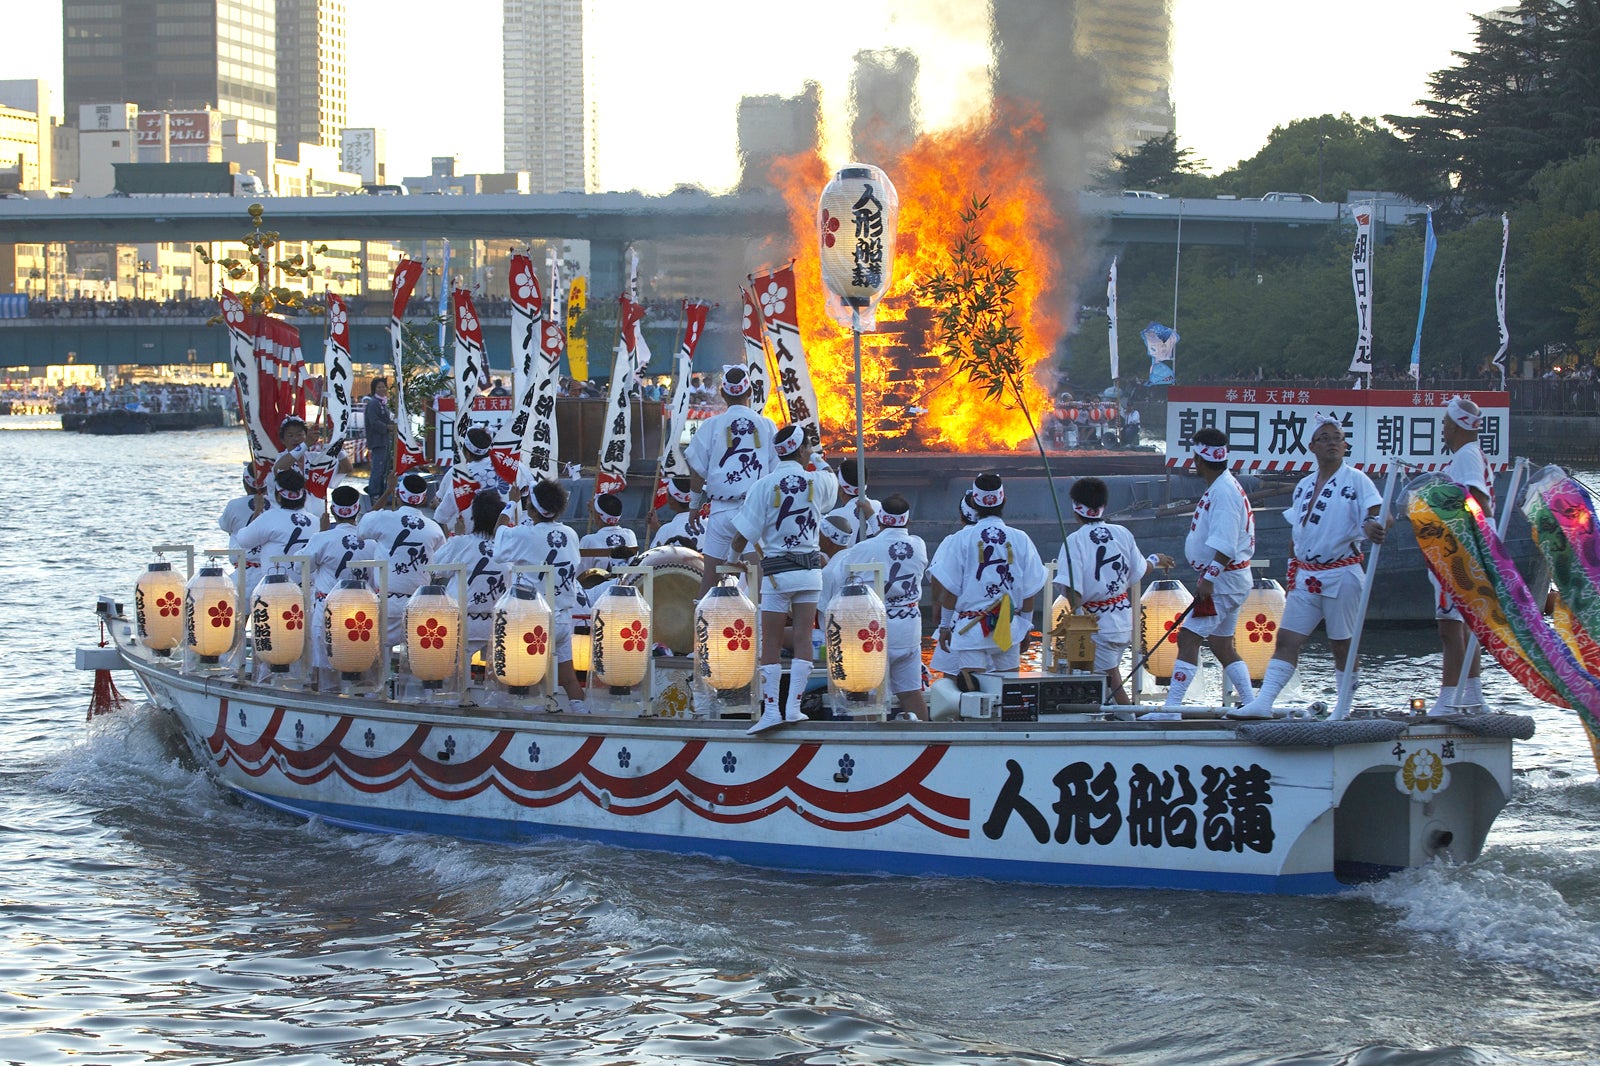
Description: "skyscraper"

(63, 0), (279, 142)
(276, 0), (347, 153)
(502, 0), (593, 193)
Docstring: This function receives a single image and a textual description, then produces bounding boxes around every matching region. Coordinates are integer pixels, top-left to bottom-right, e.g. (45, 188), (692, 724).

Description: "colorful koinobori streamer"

(499, 253), (544, 485)
(654, 301), (711, 509)
(749, 263), (822, 450)
(739, 284), (781, 422)
(388, 259), (427, 475)
(1521, 468), (1600, 763)
(1409, 475), (1600, 736)
(219, 289), (278, 479)
(308, 292), (353, 499)
(595, 296), (647, 496)
(447, 288), (490, 515)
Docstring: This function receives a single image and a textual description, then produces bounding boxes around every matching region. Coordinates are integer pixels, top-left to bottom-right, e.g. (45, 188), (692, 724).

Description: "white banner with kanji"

(1164, 386), (1511, 473)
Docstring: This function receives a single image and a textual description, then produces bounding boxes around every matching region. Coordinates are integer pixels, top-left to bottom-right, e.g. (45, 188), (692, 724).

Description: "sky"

(5, 0), (1490, 191)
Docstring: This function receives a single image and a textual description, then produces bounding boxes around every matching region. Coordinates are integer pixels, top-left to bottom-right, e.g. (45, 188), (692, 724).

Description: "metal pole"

(853, 306), (866, 531)
(1449, 457), (1530, 711)
(1331, 465), (1398, 719)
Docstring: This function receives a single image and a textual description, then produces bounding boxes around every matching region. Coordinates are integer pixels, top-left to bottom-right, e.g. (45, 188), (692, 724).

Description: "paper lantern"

(251, 572), (306, 672)
(491, 585), (553, 693)
(184, 566), (237, 662)
(1065, 406), (1079, 422)
(817, 163), (899, 324)
(591, 585), (651, 690)
(1139, 578), (1193, 682)
(135, 561), (185, 654)
(696, 583), (758, 690)
(1088, 405), (1102, 422)
(1104, 404), (1120, 422)
(323, 578), (381, 678)
(1234, 576), (1287, 682)
(825, 583), (888, 694)
(570, 627), (592, 674)
(406, 584), (461, 688)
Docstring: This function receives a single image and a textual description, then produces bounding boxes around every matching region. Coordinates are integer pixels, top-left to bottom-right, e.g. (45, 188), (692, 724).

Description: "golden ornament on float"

(591, 585), (651, 690)
(406, 584), (461, 689)
(184, 565), (237, 662)
(323, 578), (381, 678)
(695, 582), (758, 690)
(251, 572), (306, 672)
(825, 583), (888, 694)
(491, 585), (553, 693)
(135, 561), (185, 654)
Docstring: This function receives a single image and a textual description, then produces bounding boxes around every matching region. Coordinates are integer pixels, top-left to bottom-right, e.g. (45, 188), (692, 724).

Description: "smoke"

(849, 48), (921, 163)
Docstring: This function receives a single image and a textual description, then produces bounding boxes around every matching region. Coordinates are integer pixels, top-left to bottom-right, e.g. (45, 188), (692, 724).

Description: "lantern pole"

(852, 306), (867, 524)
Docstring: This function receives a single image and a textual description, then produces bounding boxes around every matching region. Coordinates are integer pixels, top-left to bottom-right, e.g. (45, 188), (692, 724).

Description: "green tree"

(1096, 131), (1211, 195)
(1219, 114), (1406, 202)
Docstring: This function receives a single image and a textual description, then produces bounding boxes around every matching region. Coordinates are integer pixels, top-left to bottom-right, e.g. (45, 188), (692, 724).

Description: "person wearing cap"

(685, 364), (779, 598)
(362, 377), (395, 505)
(649, 476), (699, 550)
(822, 494), (930, 719)
(823, 458), (882, 543)
(728, 423), (839, 733)
(1053, 477), (1174, 705)
(929, 473), (1046, 676)
(428, 489), (508, 658)
(305, 483), (372, 688)
(232, 469), (317, 601)
(494, 478), (586, 711)
(357, 471), (448, 644)
(1163, 428), (1257, 710)
(219, 463), (268, 536)
(1428, 395), (1495, 714)
(1235, 416), (1384, 717)
(579, 492), (639, 565)
(435, 425), (508, 533)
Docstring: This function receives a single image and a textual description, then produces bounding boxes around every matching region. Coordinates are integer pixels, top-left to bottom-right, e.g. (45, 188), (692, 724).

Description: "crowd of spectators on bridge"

(22, 296), (221, 320)
(56, 383), (236, 414)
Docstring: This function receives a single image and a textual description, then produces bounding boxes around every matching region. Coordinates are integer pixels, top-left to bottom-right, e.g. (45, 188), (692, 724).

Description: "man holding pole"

(1430, 395), (1494, 714)
(686, 365), (777, 598)
(1236, 415), (1384, 717)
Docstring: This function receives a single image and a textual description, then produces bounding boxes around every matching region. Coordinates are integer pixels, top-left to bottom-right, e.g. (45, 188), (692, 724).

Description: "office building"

(276, 0), (347, 153)
(502, 0), (594, 193)
(736, 82), (821, 193)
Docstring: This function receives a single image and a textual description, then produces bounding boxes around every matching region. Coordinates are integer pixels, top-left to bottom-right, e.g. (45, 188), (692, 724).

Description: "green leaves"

(922, 195), (1028, 402)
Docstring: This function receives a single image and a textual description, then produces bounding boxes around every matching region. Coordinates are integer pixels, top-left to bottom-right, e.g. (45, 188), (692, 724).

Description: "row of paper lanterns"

(1138, 575), (1287, 681)
(137, 560), (892, 697)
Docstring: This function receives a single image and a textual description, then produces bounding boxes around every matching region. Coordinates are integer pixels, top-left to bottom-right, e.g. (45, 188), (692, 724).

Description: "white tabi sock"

(760, 664), (782, 719)
(1242, 659), (1295, 712)
(1224, 661), (1255, 709)
(1428, 683), (1453, 716)
(784, 661), (812, 722)
(1163, 660), (1199, 707)
(1464, 676), (1483, 707)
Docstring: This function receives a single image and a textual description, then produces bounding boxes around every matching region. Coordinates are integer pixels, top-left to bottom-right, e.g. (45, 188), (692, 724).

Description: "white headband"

(721, 366), (751, 396)
(1072, 503), (1104, 520)
(878, 509), (909, 528)
(775, 431), (802, 457)
(528, 494), (558, 519)
(591, 496), (622, 526)
(397, 481), (428, 506)
(1446, 396), (1483, 432)
(667, 480), (693, 505)
(1312, 412), (1341, 430)
(330, 498), (361, 519)
(959, 494), (978, 523)
(820, 520), (853, 546)
(1192, 442), (1228, 463)
(971, 481), (1004, 508)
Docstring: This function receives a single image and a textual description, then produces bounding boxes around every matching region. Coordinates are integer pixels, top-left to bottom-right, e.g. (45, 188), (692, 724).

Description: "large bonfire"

(767, 104), (1070, 452)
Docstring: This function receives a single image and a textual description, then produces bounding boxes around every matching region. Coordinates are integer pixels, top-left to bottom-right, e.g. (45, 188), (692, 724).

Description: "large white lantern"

(1139, 578), (1193, 683)
(492, 585), (553, 693)
(184, 565), (238, 662)
(817, 163), (899, 330)
(825, 583), (888, 694)
(1234, 575), (1287, 682)
(251, 572), (306, 672)
(406, 584), (461, 688)
(591, 584), (651, 690)
(695, 583), (758, 690)
(323, 578), (381, 678)
(135, 561), (185, 654)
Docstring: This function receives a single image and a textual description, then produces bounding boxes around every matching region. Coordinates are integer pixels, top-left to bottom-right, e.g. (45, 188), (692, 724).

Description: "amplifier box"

(975, 671), (1107, 721)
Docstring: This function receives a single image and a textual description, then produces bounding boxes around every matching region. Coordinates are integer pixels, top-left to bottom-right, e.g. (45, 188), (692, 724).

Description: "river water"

(3, 419), (1599, 1066)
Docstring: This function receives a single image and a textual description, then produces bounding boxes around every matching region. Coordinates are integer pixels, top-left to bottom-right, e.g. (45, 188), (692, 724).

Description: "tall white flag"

(1348, 207), (1374, 379)
(1492, 213), (1510, 389)
(1107, 257), (1120, 382)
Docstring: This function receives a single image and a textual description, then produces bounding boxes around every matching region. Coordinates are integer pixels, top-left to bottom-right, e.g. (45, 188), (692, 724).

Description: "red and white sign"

(136, 110), (217, 146)
(434, 394), (514, 462)
(1164, 387), (1511, 473)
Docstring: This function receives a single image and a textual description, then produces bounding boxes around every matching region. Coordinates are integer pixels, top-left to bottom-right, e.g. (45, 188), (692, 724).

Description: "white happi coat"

(823, 493), (882, 541)
(928, 516), (1046, 654)
(356, 505), (447, 641)
(1285, 464), (1381, 598)
(649, 510), (698, 549)
(219, 493), (262, 537)
(304, 523), (371, 669)
(732, 459), (839, 557)
(1184, 471), (1255, 597)
(579, 525), (638, 560)
(685, 405), (778, 511)
(232, 506), (317, 598)
(822, 525), (928, 654)
(1445, 439), (1494, 511)
(1055, 522), (1149, 644)
(494, 520), (583, 614)
(429, 532), (506, 648)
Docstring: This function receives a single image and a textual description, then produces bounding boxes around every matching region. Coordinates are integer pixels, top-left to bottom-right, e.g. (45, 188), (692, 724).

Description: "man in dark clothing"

(362, 377), (395, 504)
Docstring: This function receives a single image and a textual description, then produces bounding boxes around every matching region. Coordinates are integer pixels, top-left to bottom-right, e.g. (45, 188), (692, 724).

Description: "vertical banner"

(1348, 206), (1374, 379)
(1493, 213), (1511, 389)
(1107, 256), (1120, 383)
(1141, 322), (1177, 386)
(451, 288), (488, 460)
(1409, 209), (1437, 386)
(388, 259), (426, 473)
(308, 292), (353, 499)
(740, 284), (781, 421)
(515, 266), (565, 484)
(499, 254), (543, 484)
(626, 249), (652, 380)
(750, 264), (823, 449)
(655, 301), (711, 508)
(566, 275), (588, 381)
(220, 289), (277, 466)
(595, 297), (647, 496)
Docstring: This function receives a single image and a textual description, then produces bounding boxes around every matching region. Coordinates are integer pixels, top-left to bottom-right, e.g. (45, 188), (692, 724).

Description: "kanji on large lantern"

(817, 163), (899, 331)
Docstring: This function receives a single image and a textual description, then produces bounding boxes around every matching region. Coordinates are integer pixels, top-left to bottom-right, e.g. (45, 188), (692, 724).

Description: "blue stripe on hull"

(234, 785), (1344, 896)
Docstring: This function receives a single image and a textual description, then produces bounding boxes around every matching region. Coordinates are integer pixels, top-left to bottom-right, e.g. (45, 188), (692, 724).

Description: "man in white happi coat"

(1053, 477), (1172, 705)
(232, 468), (317, 601)
(356, 472), (447, 645)
(822, 494), (929, 719)
(219, 463), (267, 536)
(435, 425), (509, 533)
(1237, 415), (1384, 717)
(428, 489), (508, 657)
(823, 458), (881, 543)
(685, 365), (777, 597)
(304, 484), (372, 686)
(1163, 428), (1257, 710)
(1429, 395), (1495, 714)
(495, 478), (586, 711)
(729, 424), (838, 734)
(579, 492), (638, 568)
(929, 473), (1046, 675)
(649, 476), (699, 550)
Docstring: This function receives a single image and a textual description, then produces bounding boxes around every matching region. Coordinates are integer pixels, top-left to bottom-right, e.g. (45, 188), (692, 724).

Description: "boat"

(59, 407), (234, 434)
(81, 584), (1531, 896)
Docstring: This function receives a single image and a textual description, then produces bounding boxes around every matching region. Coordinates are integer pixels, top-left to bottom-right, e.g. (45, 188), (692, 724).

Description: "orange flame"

(768, 104), (1068, 452)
